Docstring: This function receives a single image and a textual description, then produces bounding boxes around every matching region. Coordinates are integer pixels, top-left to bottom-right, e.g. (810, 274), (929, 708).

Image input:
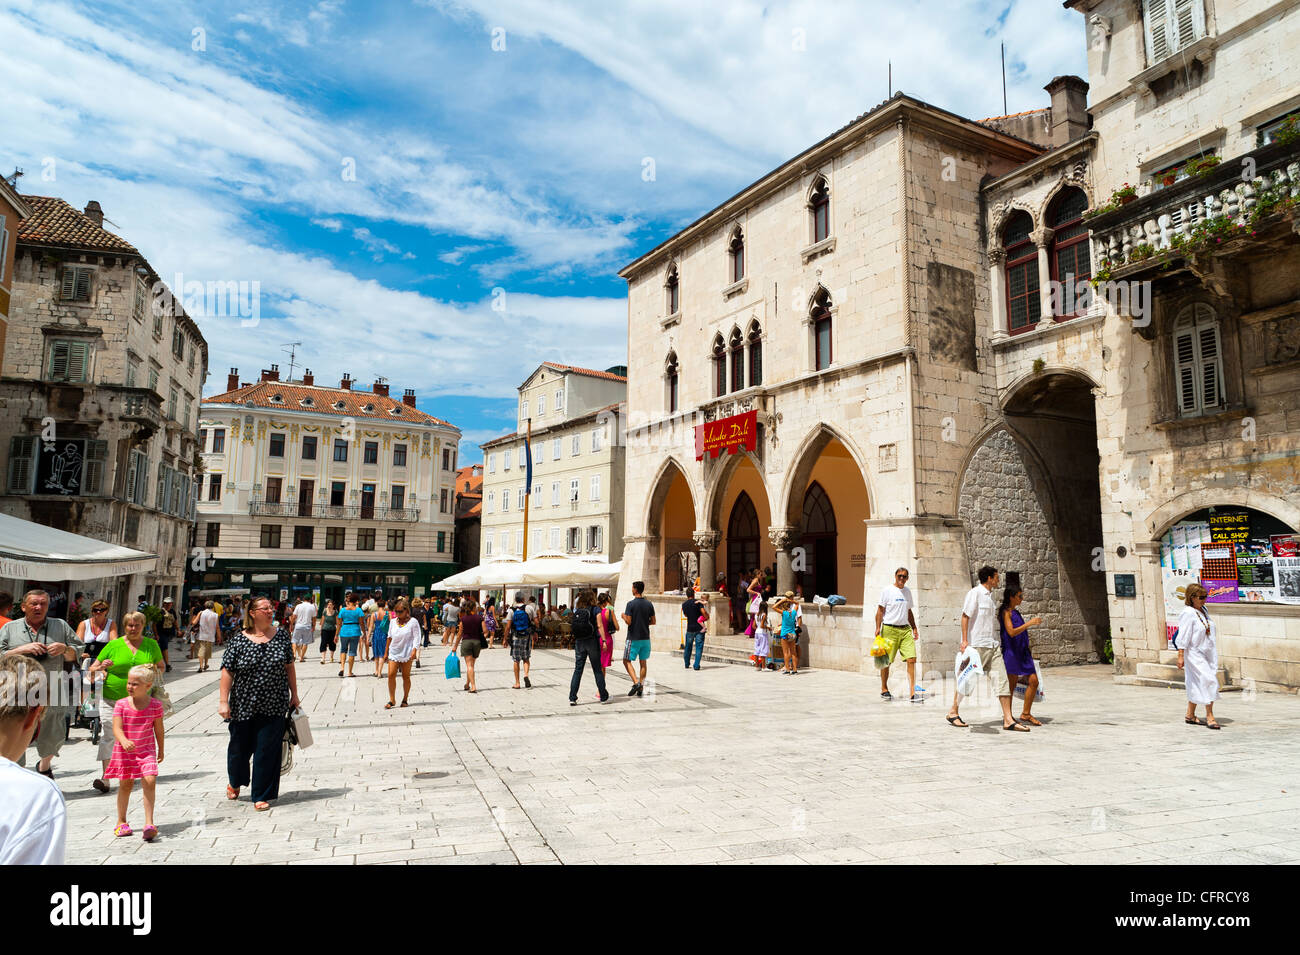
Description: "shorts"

(97, 697), (119, 761)
(339, 635), (360, 657)
(880, 623), (916, 664)
(625, 639), (652, 662)
(320, 630), (337, 652)
(461, 638), (483, 660)
(509, 633), (532, 663)
(971, 645), (1010, 698)
(197, 640), (213, 661)
(292, 628), (313, 646)
(157, 631), (174, 651)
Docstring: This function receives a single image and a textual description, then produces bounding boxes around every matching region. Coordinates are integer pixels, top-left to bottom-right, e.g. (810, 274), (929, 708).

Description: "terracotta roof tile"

(455, 465), (484, 495)
(205, 380), (458, 429)
(16, 195), (139, 254)
(541, 362), (627, 382)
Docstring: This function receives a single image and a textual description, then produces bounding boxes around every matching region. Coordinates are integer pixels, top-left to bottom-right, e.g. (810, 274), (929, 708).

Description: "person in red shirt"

(0, 591), (13, 628)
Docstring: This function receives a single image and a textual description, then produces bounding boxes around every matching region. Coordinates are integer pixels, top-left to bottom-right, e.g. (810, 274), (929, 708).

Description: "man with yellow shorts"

(875, 568), (921, 702)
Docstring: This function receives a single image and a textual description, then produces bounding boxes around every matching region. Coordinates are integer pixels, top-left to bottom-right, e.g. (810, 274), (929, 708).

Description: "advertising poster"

(1237, 554), (1278, 602)
(1277, 557), (1300, 604)
(1208, 510), (1251, 545)
(1273, 535), (1299, 558)
(1160, 531), (1174, 568)
(1163, 568), (1195, 643)
(1202, 579), (1240, 603)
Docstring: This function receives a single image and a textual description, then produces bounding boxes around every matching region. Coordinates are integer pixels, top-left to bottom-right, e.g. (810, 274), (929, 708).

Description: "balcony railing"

(249, 500), (420, 522)
(1088, 139), (1300, 269)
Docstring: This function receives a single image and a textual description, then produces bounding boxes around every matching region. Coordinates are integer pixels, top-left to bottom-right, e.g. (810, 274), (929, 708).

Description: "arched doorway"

(645, 459), (696, 593)
(726, 491), (760, 589)
(799, 481), (837, 597)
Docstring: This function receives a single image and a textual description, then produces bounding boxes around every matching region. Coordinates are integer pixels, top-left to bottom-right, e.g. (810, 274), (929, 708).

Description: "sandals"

(1018, 714), (1043, 726)
(1003, 721), (1031, 732)
(1185, 716), (1205, 726)
(92, 778), (110, 794)
(384, 701), (395, 709)
(945, 715), (968, 728)
(226, 785), (239, 800)
(1205, 720), (1222, 730)
(142, 825), (158, 842)
(400, 701), (409, 708)
(113, 823), (133, 837)
(254, 801), (271, 811)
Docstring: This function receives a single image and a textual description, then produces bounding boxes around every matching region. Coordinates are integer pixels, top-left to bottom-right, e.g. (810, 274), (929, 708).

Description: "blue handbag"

(444, 652), (461, 680)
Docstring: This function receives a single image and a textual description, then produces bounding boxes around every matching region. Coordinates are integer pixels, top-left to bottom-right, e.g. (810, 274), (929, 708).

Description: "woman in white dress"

(1176, 583), (1221, 729)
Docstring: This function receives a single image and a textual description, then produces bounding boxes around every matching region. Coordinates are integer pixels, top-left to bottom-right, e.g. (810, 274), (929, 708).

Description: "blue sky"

(0, 0), (1085, 462)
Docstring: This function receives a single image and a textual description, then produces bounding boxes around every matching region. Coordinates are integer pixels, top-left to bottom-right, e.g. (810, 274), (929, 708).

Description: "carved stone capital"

(987, 248), (1006, 266)
(768, 526), (796, 551)
(692, 530), (721, 550)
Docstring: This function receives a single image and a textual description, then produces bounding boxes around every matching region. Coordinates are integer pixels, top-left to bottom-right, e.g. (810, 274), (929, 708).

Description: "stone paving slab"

(45, 643), (1300, 864)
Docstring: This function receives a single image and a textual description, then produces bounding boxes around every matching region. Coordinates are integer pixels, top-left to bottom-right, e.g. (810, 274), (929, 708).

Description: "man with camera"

(0, 590), (83, 777)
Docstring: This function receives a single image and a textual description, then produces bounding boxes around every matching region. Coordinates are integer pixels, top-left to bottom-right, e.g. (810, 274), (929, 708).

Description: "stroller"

(65, 658), (102, 745)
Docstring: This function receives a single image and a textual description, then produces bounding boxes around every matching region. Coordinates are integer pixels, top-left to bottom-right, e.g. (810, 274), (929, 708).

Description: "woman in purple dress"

(999, 586), (1043, 726)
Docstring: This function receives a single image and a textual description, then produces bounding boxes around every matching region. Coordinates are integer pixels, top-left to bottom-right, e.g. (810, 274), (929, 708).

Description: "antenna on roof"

(1001, 43), (1008, 116)
(888, 60), (891, 97)
(281, 342), (303, 381)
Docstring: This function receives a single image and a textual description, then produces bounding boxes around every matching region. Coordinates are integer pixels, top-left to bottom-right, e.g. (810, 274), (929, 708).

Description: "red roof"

(455, 465), (484, 496)
(16, 195), (139, 254)
(205, 380), (457, 429)
(542, 362), (626, 382)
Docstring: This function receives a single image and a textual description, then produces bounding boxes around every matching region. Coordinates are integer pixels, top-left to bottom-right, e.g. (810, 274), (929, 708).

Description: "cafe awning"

(0, 513), (158, 581)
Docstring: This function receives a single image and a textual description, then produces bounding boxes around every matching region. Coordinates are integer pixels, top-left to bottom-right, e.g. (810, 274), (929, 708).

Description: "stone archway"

(644, 457), (697, 593)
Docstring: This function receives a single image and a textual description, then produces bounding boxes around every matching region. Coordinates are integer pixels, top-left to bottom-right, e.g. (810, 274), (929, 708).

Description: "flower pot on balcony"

(1118, 194), (1137, 205)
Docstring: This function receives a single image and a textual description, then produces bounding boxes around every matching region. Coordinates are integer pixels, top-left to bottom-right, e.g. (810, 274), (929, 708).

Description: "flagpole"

(522, 418), (531, 561)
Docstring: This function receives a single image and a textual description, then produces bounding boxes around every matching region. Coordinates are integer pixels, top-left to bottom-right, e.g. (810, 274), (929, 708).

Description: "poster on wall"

(1236, 554), (1278, 603)
(1171, 525), (1189, 570)
(1208, 510), (1251, 545)
(1277, 558), (1300, 605)
(1273, 535), (1299, 558)
(1161, 531), (1175, 568)
(1163, 568), (1195, 643)
(1161, 509), (1297, 607)
(35, 440), (87, 496)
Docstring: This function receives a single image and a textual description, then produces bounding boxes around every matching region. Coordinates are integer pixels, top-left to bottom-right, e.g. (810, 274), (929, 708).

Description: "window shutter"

(75, 269), (91, 301)
(1145, 0), (1171, 63)
(49, 342), (69, 380)
(1174, 328), (1198, 413)
(66, 342), (89, 382)
(61, 268), (76, 299)
(1198, 323), (1222, 408)
(83, 440), (107, 494)
(1173, 0), (1201, 50)
(125, 452), (138, 502)
(7, 436), (36, 493)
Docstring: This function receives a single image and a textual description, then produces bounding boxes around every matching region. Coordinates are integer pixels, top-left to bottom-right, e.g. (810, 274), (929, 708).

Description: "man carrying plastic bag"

(946, 566), (1029, 732)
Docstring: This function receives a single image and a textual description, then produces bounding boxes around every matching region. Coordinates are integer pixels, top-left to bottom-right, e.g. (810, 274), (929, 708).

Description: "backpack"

(571, 607), (595, 641)
(511, 606), (531, 633)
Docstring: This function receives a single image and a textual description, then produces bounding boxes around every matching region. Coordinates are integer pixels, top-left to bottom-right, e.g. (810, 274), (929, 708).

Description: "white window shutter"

(7, 436), (36, 493)
(1145, 0), (1171, 63)
(1173, 0), (1201, 50)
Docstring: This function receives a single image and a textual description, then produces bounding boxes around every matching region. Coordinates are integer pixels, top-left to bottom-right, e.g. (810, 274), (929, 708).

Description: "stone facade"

(0, 196), (207, 616)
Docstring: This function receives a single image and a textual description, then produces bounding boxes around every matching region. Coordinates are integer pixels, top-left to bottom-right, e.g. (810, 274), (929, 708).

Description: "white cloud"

(311, 217), (344, 231)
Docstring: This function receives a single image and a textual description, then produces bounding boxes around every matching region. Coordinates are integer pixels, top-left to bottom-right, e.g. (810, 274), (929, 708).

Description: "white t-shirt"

(291, 603), (317, 632)
(878, 585), (914, 627)
(961, 584), (998, 648)
(386, 618), (422, 662)
(0, 757), (66, 864)
(362, 599), (377, 613)
(197, 609), (220, 642)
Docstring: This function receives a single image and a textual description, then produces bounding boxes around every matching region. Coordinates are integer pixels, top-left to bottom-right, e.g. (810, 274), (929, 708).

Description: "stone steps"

(1114, 675), (1243, 692)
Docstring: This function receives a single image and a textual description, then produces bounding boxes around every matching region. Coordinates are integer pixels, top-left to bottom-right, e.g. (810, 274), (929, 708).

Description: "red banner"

(696, 410), (757, 460)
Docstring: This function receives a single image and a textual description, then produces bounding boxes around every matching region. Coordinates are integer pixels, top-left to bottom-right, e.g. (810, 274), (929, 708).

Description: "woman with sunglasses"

(218, 596), (299, 810)
(78, 601), (117, 664)
(1176, 583), (1221, 729)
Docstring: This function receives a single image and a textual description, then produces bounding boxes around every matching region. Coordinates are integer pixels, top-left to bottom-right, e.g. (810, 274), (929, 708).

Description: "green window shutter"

(67, 342), (90, 382)
(7, 436), (37, 493)
(1174, 328), (1197, 413)
(49, 342), (69, 380)
(1198, 322), (1222, 409)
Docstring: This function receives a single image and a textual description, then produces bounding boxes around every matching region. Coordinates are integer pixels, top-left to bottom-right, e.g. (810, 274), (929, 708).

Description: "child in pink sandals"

(105, 665), (165, 841)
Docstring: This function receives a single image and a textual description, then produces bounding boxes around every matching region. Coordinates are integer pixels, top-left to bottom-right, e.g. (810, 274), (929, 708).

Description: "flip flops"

(226, 785), (239, 800)
(945, 715), (968, 728)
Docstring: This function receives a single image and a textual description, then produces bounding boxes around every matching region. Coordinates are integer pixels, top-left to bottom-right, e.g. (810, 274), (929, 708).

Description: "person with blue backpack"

(505, 593), (535, 689)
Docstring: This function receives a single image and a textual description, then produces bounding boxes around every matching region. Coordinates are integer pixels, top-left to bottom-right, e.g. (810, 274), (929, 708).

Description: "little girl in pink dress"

(105, 665), (165, 842)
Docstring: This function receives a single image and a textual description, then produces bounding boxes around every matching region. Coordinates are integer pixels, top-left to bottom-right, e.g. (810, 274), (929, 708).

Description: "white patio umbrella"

(429, 557), (522, 591)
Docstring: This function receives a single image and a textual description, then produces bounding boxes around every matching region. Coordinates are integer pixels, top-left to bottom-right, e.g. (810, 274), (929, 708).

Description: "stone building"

(0, 175), (31, 375)
(618, 0), (1300, 689)
(453, 463), (483, 571)
(0, 195), (207, 614)
(192, 368), (460, 605)
(479, 363), (626, 600)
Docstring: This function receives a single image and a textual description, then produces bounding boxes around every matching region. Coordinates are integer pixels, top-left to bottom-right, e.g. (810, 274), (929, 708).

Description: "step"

(1114, 675), (1243, 692)
(1136, 662), (1230, 685)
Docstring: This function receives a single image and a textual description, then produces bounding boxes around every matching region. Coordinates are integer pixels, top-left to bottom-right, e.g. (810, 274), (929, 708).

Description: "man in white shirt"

(290, 596), (317, 663)
(947, 565), (1025, 731)
(0, 656), (67, 864)
(874, 568), (921, 702)
(195, 601), (220, 673)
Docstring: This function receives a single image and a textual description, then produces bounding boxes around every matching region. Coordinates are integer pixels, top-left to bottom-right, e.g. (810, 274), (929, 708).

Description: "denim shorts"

(339, 635), (360, 657)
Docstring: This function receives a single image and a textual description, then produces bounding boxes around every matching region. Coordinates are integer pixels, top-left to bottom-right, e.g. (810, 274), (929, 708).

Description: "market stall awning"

(430, 554), (621, 591)
(0, 513), (158, 581)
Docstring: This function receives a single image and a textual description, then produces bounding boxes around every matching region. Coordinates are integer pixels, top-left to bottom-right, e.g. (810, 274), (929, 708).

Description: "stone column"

(692, 530), (720, 593)
(1032, 227), (1055, 324)
(988, 248), (1008, 340)
(769, 526), (796, 595)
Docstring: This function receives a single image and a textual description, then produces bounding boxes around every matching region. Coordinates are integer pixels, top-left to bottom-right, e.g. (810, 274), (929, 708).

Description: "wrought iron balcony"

(249, 500), (420, 522)
(1087, 139), (1300, 271)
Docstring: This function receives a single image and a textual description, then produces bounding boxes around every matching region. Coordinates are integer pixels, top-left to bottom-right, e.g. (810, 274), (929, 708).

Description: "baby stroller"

(65, 658), (102, 745)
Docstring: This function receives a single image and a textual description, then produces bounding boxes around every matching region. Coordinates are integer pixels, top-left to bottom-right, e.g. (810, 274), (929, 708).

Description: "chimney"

(373, 380), (390, 397)
(340, 373), (352, 390)
(402, 388), (416, 407)
(83, 200), (104, 228)
(227, 367), (240, 392)
(1044, 75), (1089, 148)
(302, 367), (314, 386)
(260, 364), (280, 382)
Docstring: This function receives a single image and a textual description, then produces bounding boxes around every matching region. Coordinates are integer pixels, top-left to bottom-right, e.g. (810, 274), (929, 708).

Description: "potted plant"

(1272, 115), (1300, 146)
(1113, 183), (1138, 205)
(1186, 155), (1222, 177)
(1161, 173), (1177, 187)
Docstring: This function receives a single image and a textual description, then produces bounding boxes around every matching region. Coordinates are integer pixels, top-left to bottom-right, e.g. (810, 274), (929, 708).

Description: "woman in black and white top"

(218, 596), (299, 811)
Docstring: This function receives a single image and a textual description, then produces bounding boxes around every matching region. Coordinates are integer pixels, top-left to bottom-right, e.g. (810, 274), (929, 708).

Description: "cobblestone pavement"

(51, 642), (1300, 865)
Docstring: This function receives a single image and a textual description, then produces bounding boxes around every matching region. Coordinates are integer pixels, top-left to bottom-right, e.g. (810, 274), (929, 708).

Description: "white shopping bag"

(955, 647), (984, 698)
(288, 706), (313, 749)
(1012, 660), (1045, 701)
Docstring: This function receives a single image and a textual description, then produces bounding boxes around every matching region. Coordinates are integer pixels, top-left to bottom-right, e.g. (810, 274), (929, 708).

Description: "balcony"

(249, 500), (420, 522)
(1087, 139), (1300, 289)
